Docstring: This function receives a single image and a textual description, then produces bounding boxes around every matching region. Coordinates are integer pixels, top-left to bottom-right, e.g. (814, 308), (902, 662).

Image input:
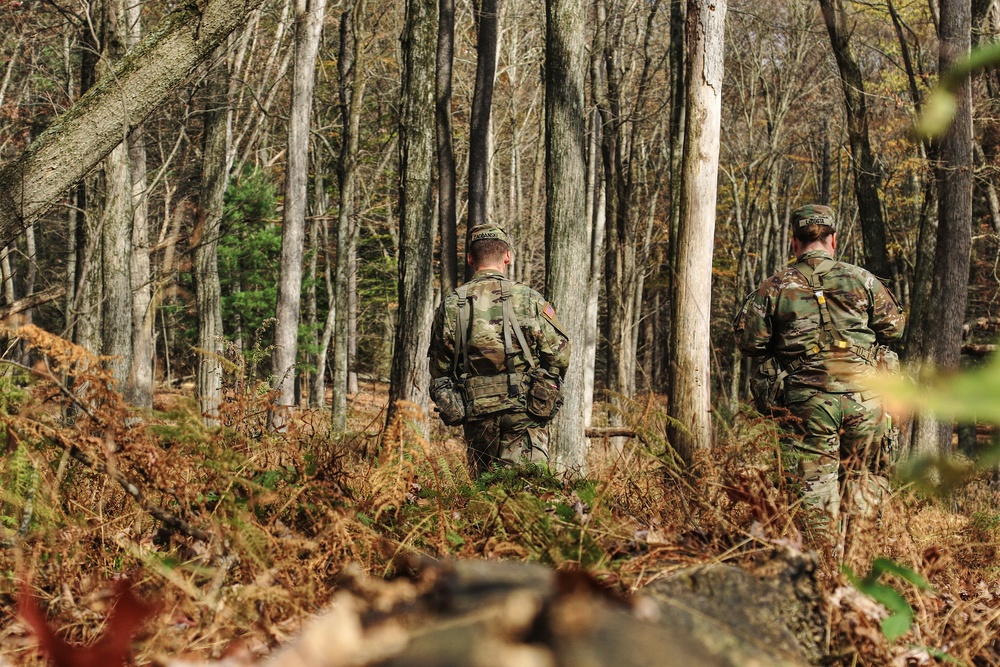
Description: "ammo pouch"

(527, 368), (562, 421)
(462, 373), (526, 420)
(429, 376), (466, 426)
(750, 357), (787, 413)
(873, 345), (900, 374)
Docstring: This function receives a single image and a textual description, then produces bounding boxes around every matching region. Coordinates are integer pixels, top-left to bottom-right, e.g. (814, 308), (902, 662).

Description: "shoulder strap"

(794, 258), (848, 351)
(500, 278), (536, 397)
(452, 283), (472, 378)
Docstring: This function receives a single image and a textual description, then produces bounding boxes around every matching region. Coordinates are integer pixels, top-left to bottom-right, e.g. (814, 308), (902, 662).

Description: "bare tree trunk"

(466, 0), (498, 267)
(387, 0), (437, 427)
(583, 107), (605, 428)
(911, 0), (973, 457)
(195, 47), (231, 426)
(819, 0), (891, 278)
(668, 0), (726, 462)
(100, 0), (133, 390)
(544, 0), (588, 474)
(272, 0), (327, 426)
(0, 0), (266, 247)
(126, 2), (153, 409)
(436, 0), (458, 294)
(332, 1), (364, 430)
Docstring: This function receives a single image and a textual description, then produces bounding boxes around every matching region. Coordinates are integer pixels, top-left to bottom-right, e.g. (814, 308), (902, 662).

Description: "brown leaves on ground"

(19, 579), (158, 667)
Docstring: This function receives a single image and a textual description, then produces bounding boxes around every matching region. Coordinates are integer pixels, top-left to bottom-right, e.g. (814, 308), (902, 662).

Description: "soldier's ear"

(503, 249), (511, 266)
(466, 252), (474, 267)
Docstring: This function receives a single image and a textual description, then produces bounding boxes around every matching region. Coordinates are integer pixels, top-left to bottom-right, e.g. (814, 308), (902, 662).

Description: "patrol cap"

(468, 223), (510, 245)
(791, 204), (836, 231)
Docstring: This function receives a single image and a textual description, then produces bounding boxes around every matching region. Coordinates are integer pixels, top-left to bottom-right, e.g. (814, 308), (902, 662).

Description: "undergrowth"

(0, 328), (997, 665)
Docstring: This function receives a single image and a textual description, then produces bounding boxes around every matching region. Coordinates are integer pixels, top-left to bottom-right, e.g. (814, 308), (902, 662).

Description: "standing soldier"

(428, 224), (571, 475)
(734, 204), (905, 531)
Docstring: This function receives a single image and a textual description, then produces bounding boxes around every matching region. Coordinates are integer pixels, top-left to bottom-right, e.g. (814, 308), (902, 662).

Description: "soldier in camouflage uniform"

(734, 204), (905, 527)
(428, 224), (571, 475)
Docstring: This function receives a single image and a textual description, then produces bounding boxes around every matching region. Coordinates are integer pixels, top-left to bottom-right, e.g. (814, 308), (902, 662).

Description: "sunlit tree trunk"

(195, 47), (231, 426)
(332, 1), (364, 430)
(126, 1), (153, 408)
(387, 0), (437, 427)
(272, 0), (327, 426)
(668, 0), (726, 462)
(544, 0), (588, 474)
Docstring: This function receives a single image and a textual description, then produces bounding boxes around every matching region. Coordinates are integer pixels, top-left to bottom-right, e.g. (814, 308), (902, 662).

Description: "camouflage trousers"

(785, 388), (891, 528)
(463, 410), (549, 476)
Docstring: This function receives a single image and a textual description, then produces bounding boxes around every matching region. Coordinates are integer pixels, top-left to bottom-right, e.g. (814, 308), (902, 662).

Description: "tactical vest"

(756, 258), (880, 407)
(451, 277), (538, 419)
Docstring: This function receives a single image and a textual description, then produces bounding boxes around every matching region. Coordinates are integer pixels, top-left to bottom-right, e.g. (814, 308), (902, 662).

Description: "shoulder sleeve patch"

(543, 302), (556, 319)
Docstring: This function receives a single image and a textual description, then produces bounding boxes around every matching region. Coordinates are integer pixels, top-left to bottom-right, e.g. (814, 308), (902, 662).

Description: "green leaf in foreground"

(843, 558), (933, 642)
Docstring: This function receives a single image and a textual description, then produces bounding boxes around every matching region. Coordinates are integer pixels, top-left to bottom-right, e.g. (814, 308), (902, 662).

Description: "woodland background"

(2, 0), (1000, 665)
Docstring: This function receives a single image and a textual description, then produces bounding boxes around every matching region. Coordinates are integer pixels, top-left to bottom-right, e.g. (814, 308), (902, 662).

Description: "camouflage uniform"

(734, 206), (905, 524)
(428, 228), (571, 475)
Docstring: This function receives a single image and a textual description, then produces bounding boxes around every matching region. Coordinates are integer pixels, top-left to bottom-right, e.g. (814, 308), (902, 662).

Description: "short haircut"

(470, 238), (509, 267)
(793, 222), (835, 245)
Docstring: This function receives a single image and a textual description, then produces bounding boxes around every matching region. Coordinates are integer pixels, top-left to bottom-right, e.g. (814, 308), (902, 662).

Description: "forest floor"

(0, 328), (998, 666)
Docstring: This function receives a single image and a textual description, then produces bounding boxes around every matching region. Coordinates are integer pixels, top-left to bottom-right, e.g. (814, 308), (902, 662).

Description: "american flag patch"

(543, 302), (556, 319)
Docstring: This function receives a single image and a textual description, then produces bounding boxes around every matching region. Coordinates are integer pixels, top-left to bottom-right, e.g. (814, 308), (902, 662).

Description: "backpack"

(745, 258), (884, 412)
(430, 277), (562, 425)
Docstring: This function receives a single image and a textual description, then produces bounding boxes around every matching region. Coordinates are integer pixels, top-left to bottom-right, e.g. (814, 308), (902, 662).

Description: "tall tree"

(332, 0), (365, 430)
(436, 0), (458, 293)
(125, 0), (153, 409)
(467, 0), (499, 241)
(387, 0), (438, 427)
(911, 0), (973, 457)
(544, 0), (588, 474)
(272, 0), (327, 424)
(668, 0), (726, 461)
(195, 47), (232, 426)
(819, 0), (891, 278)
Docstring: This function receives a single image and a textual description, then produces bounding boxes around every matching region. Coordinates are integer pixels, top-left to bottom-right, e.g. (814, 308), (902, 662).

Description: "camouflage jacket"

(734, 249), (905, 393)
(428, 269), (571, 384)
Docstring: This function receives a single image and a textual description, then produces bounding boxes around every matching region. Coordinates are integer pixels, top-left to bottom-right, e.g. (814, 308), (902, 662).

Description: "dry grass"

(0, 333), (996, 666)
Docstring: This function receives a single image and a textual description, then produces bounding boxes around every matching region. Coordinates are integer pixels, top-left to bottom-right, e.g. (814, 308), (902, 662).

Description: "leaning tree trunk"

(332, 1), (364, 431)
(272, 0), (327, 426)
(668, 0), (726, 463)
(0, 0), (265, 248)
(911, 0), (973, 458)
(387, 0), (438, 428)
(819, 0), (891, 278)
(544, 0), (588, 475)
(195, 47), (231, 426)
(436, 0), (458, 294)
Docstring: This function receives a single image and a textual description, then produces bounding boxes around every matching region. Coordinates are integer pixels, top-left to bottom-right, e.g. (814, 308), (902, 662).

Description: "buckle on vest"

(814, 291), (825, 304)
(834, 340), (848, 349)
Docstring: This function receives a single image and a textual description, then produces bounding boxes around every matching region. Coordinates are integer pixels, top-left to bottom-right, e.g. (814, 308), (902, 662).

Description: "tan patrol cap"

(468, 224), (510, 245)
(791, 204), (836, 231)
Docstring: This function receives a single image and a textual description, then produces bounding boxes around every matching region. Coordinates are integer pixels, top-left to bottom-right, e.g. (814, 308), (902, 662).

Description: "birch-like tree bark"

(544, 0), (588, 474)
(668, 0), (726, 462)
(387, 0), (437, 427)
(272, 0), (327, 425)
